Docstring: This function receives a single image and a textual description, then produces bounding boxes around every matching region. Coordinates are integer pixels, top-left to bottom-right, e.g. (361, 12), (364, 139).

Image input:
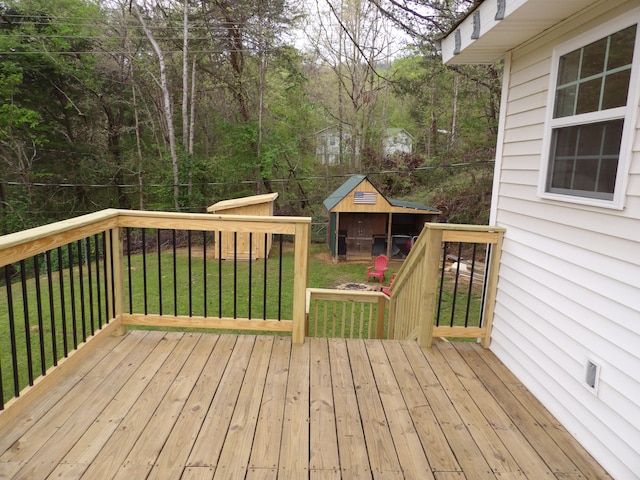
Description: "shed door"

(347, 214), (372, 257)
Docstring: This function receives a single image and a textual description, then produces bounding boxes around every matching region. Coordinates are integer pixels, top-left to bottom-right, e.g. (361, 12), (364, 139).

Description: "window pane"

(554, 126), (578, 157)
(576, 78), (602, 114)
(608, 25), (637, 70)
(574, 158), (598, 191)
(558, 50), (581, 84)
(598, 159), (618, 193)
(548, 120), (622, 198)
(602, 70), (631, 109)
(550, 158), (574, 189)
(576, 123), (604, 156)
(581, 38), (607, 78)
(603, 119), (624, 155)
(554, 85), (577, 117)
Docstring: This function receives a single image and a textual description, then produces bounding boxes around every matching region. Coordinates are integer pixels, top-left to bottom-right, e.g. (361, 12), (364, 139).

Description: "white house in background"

(315, 125), (413, 165)
(441, 1), (639, 478)
(382, 128), (414, 155)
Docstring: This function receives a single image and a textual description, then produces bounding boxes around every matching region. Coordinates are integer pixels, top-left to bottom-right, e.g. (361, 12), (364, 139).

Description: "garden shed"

(323, 175), (440, 261)
(206, 192), (278, 260)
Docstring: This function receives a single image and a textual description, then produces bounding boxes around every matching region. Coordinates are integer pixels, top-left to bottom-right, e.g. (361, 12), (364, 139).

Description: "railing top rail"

(116, 209), (311, 225)
(116, 209), (310, 234)
(0, 209), (120, 252)
(0, 208), (312, 268)
(423, 222), (506, 233)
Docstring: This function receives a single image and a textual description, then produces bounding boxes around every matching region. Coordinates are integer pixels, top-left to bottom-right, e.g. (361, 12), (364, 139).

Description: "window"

(543, 20), (639, 205)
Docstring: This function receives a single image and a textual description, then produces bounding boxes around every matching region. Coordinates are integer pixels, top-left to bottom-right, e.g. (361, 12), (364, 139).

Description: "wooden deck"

(0, 331), (610, 480)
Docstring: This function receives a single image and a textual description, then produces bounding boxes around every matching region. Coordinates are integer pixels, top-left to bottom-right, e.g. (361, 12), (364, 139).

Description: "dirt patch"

(313, 249), (334, 264)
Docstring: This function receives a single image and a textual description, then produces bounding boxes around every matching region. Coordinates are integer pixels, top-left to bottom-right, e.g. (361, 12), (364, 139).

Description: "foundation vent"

(584, 358), (601, 394)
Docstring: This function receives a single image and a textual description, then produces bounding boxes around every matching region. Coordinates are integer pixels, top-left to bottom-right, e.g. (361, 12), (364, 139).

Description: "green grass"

(435, 274), (485, 329)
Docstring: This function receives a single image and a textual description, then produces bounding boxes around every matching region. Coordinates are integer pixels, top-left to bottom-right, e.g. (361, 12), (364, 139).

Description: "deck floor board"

(0, 331), (611, 480)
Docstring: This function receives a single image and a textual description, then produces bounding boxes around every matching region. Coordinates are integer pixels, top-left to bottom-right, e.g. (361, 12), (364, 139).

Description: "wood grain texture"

(0, 332), (611, 480)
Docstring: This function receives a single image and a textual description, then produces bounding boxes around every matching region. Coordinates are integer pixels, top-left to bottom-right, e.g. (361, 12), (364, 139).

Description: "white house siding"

(490, 1), (640, 478)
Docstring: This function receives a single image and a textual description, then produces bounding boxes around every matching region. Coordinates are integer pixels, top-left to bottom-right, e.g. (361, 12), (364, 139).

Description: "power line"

(0, 160), (495, 189)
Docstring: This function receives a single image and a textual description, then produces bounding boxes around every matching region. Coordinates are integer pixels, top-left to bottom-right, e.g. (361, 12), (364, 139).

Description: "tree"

(306, 0), (397, 168)
(131, 0), (181, 210)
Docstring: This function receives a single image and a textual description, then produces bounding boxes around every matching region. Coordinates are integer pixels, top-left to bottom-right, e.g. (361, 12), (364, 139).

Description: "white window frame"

(538, 11), (640, 210)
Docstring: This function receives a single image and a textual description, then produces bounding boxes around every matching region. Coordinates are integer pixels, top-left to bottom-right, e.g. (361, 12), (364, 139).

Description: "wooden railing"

(0, 209), (310, 409)
(389, 223), (505, 348)
(1, 210), (502, 412)
(305, 288), (388, 339)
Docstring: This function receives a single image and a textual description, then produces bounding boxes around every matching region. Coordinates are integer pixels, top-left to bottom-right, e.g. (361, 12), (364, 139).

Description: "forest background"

(0, 0), (500, 236)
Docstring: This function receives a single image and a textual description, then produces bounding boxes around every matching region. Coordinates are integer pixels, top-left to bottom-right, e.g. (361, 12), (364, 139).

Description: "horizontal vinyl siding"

(491, 1), (640, 478)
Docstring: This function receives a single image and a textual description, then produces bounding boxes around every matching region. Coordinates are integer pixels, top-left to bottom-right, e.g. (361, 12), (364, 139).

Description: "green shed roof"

(322, 175), (367, 211)
(389, 198), (440, 213)
(323, 174), (440, 214)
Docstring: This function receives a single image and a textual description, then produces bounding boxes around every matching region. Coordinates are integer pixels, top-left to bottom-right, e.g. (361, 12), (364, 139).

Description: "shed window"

(543, 21), (638, 205)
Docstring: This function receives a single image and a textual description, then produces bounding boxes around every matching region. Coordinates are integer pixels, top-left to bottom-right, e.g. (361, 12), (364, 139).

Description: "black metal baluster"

(218, 231), (222, 318)
(436, 242), (448, 326)
(188, 230), (193, 316)
(34, 255), (46, 375)
(465, 244), (479, 328)
(450, 243), (463, 327)
(278, 235), (283, 321)
(19, 260), (33, 386)
(77, 240), (87, 343)
(126, 228), (133, 313)
(5, 266), (20, 397)
(109, 230), (116, 319)
(172, 229), (178, 316)
(233, 232), (237, 319)
(67, 244), (78, 350)
(94, 235), (103, 330)
(203, 231), (207, 317)
(142, 228), (148, 315)
(57, 247), (68, 356)
(102, 232), (110, 324)
(45, 250), (58, 365)
(263, 234), (268, 320)
(479, 244), (492, 327)
(157, 229), (163, 316)
(86, 237), (95, 336)
(248, 233), (253, 320)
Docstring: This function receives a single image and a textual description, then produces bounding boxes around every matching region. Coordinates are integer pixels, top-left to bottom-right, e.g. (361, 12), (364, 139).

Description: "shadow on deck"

(0, 331), (609, 480)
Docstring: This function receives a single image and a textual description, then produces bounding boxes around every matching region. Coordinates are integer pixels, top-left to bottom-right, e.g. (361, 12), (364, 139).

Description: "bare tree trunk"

(132, 2), (180, 210)
(132, 84), (145, 210)
(188, 57), (196, 197)
(450, 71), (459, 151)
(182, 0), (189, 151)
(189, 57), (196, 156)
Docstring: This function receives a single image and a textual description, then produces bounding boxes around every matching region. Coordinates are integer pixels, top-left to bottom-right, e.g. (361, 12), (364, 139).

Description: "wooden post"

(417, 226), (443, 348)
(110, 227), (126, 336)
(376, 294), (387, 339)
(481, 230), (504, 348)
(292, 221), (310, 344)
(387, 294), (396, 339)
(386, 213), (392, 259)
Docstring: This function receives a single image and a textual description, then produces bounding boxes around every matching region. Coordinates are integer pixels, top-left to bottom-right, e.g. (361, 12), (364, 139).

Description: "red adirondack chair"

(366, 255), (388, 283)
(381, 273), (397, 296)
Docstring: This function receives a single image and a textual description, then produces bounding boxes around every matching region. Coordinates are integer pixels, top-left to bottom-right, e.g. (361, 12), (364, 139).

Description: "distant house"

(441, 1), (640, 478)
(315, 125), (413, 165)
(382, 128), (414, 156)
(323, 175), (440, 261)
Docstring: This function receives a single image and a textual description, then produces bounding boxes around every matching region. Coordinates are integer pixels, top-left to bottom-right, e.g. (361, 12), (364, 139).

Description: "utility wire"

(0, 160), (495, 189)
